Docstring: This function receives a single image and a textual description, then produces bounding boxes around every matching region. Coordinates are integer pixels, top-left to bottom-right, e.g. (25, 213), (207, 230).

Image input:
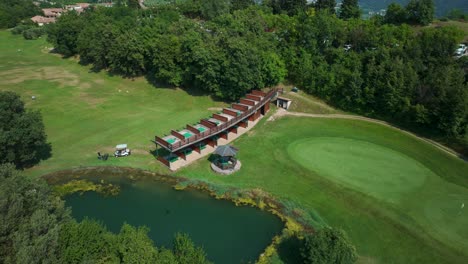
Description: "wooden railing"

(156, 89), (277, 152)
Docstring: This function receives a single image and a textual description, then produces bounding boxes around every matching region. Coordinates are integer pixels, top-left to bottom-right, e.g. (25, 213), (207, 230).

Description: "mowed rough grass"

(0, 31), (226, 176)
(179, 116), (468, 263)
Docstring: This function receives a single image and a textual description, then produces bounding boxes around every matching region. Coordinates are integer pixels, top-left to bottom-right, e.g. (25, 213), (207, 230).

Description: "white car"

(455, 44), (467, 57)
(344, 44), (352, 52)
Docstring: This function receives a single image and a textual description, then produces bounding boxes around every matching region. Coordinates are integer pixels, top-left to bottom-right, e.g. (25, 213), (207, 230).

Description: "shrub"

(301, 228), (357, 264)
(22, 27), (45, 40)
(11, 24), (31, 35)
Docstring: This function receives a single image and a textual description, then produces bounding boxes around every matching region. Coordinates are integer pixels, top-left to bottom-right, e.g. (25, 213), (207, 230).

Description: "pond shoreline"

(42, 166), (312, 263)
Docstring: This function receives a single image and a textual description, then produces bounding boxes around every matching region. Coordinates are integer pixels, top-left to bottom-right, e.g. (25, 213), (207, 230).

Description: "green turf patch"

(183, 132), (193, 138)
(179, 117), (468, 263)
(166, 138), (176, 144)
(287, 137), (430, 203)
(197, 127), (206, 132)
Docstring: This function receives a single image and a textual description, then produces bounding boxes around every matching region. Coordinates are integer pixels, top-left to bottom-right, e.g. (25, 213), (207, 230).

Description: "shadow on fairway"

(144, 72), (227, 103)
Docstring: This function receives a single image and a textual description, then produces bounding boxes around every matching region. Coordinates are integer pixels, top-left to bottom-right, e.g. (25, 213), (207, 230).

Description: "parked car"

(455, 44), (467, 57)
(344, 44), (352, 52)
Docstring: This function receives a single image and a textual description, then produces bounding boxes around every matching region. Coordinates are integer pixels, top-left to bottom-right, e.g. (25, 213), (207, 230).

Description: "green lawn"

(0, 31), (226, 177)
(178, 117), (468, 263)
(1, 31), (468, 263)
(275, 85), (343, 114)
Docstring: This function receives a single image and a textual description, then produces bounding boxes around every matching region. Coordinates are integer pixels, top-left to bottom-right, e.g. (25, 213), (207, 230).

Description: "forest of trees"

(0, 0), (39, 28)
(0, 164), (211, 263)
(45, 0), (467, 143)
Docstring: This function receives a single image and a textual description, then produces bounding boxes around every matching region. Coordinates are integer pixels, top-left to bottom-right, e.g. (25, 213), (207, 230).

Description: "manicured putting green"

(288, 137), (433, 203)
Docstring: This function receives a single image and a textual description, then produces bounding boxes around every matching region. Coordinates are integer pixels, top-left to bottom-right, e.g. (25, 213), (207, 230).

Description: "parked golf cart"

(114, 144), (131, 157)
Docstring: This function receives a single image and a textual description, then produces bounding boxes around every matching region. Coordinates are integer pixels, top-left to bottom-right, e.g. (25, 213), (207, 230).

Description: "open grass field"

(0, 31), (226, 177)
(179, 116), (468, 263)
(1, 31), (468, 263)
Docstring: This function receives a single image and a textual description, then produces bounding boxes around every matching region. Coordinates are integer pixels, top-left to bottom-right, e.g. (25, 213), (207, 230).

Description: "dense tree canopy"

(315, 0), (336, 14)
(384, 3), (408, 25)
(201, 0), (231, 19)
(406, 0), (435, 26)
(0, 91), (50, 169)
(301, 228), (358, 264)
(0, 164), (69, 264)
(0, 0), (39, 29)
(339, 0), (360, 19)
(384, 0), (435, 26)
(266, 0), (307, 16)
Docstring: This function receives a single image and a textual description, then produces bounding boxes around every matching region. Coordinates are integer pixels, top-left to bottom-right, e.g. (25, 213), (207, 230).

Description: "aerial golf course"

(1, 31), (467, 263)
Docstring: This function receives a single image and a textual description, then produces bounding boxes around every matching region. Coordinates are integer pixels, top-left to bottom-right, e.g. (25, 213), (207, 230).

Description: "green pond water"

(65, 178), (283, 264)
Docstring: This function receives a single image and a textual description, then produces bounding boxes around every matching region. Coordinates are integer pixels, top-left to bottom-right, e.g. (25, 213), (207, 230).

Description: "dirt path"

(268, 109), (463, 159)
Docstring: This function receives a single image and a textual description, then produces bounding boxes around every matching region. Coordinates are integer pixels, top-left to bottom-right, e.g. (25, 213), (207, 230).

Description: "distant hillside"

(143, 0), (467, 17)
(357, 0), (468, 17)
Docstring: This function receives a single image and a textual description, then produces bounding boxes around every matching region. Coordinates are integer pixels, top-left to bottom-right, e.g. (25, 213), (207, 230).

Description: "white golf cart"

(114, 144), (131, 157)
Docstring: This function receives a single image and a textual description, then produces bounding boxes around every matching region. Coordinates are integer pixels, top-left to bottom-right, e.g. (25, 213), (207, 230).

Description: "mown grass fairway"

(0, 31), (225, 176)
(1, 31), (468, 263)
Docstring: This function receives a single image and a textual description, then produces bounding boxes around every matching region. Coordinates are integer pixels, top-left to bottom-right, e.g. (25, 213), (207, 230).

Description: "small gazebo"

(211, 145), (241, 174)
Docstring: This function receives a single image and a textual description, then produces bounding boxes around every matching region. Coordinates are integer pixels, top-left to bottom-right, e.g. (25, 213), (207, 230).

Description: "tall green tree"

(315, 0), (336, 14)
(301, 228), (358, 264)
(231, 0), (255, 11)
(127, 0), (141, 9)
(384, 3), (407, 25)
(339, 0), (360, 19)
(201, 0), (231, 19)
(47, 12), (84, 57)
(0, 164), (69, 264)
(0, 0), (40, 29)
(173, 233), (211, 264)
(266, 0), (307, 16)
(108, 30), (146, 77)
(0, 91), (50, 169)
(406, 0), (435, 25)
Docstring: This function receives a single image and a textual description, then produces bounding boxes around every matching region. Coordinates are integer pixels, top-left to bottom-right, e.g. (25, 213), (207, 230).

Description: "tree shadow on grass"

(277, 236), (303, 264)
(21, 142), (52, 169)
(37, 142), (52, 161)
(144, 72), (227, 103)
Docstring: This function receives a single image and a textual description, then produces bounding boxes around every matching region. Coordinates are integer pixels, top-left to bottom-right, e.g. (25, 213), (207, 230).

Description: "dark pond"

(65, 177), (283, 264)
